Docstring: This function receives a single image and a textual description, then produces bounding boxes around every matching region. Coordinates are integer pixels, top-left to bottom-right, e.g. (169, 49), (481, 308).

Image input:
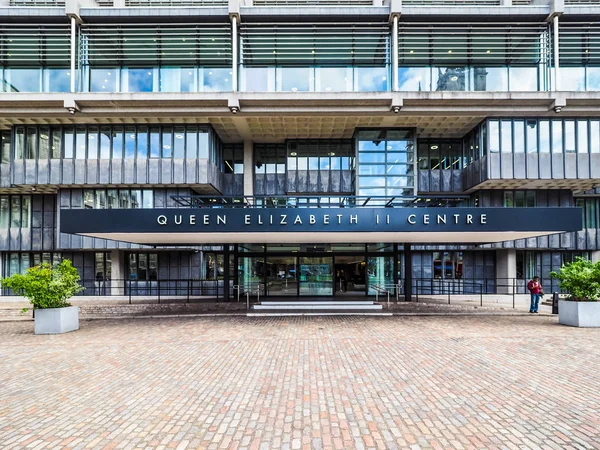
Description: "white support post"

(553, 15), (560, 91)
(70, 16), (77, 93)
(392, 15), (399, 92)
(232, 15), (238, 92)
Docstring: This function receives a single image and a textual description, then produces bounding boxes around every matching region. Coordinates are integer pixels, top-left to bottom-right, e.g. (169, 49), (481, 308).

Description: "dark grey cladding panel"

(452, 170), (462, 192)
(123, 159), (136, 184)
(173, 159), (185, 184)
(42, 229), (54, 251)
(25, 161), (36, 185)
(513, 154), (525, 178)
(74, 160), (86, 184)
(50, 160), (61, 184)
(319, 171), (329, 192)
(37, 160), (49, 185)
(551, 153), (564, 178)
(489, 153), (500, 178)
(148, 159), (160, 184)
(110, 160), (122, 183)
(308, 170), (319, 192)
(62, 160), (74, 184)
(296, 171), (307, 192)
(12, 162), (24, 185)
(565, 154), (577, 179)
(429, 170), (440, 192)
(418, 170), (429, 192)
(592, 154), (600, 178)
(441, 169), (452, 192)
(539, 153), (552, 179)
(548, 233), (560, 248)
(527, 154), (539, 178)
(500, 153), (513, 178)
(0, 230), (8, 250)
(161, 159), (173, 184)
(578, 153), (590, 178)
(87, 160), (99, 184)
(99, 160), (111, 184)
(0, 163), (10, 188)
(136, 160), (148, 184)
(185, 159), (197, 184)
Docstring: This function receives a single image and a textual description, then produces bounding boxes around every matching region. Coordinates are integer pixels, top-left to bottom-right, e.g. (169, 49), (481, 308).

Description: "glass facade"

(0, 195), (31, 229)
(12, 124), (219, 161)
(355, 129), (416, 198)
(83, 189), (154, 209)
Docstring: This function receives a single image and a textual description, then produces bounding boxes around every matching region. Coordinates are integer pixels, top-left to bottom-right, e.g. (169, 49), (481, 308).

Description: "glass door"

(367, 255), (394, 295)
(299, 256), (333, 296)
(266, 256), (297, 296)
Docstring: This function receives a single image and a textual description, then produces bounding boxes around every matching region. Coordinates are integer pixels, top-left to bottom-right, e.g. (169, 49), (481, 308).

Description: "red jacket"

(528, 280), (542, 294)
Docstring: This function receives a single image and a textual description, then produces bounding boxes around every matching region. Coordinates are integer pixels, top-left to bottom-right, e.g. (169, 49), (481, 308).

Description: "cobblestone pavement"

(0, 316), (599, 450)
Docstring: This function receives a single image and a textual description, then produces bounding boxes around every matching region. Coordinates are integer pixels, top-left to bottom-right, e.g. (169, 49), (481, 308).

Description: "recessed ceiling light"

(328, 152), (336, 156)
(291, 87), (298, 92)
(163, 145), (171, 150)
(451, 76), (458, 81)
(129, 134), (135, 139)
(175, 134), (184, 139)
(431, 145), (439, 150)
(448, 50), (452, 53)
(290, 152), (297, 156)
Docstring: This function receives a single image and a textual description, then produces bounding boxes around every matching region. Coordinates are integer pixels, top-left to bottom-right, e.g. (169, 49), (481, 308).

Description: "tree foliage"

(1, 259), (84, 310)
(550, 257), (600, 302)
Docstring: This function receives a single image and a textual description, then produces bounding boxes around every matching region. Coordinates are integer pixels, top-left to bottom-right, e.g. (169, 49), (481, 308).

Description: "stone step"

(258, 300), (376, 307)
(253, 303), (382, 311)
(248, 310), (392, 317)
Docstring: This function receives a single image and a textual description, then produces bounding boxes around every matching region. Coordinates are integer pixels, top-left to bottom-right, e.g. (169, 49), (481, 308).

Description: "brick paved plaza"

(0, 316), (599, 450)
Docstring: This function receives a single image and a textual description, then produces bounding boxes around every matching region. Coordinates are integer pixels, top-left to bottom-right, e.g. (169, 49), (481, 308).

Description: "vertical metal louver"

(559, 22), (600, 66)
(0, 25), (71, 66)
(240, 23), (390, 66)
(398, 22), (552, 66)
(79, 24), (232, 67)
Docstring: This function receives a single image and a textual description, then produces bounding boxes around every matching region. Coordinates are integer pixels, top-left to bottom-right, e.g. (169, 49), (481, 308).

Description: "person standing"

(527, 276), (543, 314)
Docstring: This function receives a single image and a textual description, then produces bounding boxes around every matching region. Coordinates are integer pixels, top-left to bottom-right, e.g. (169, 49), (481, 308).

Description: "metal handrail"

(233, 283), (264, 309)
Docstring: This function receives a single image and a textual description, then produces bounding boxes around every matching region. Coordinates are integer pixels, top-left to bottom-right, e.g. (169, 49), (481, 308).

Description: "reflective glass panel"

(299, 257), (333, 296)
(509, 67), (538, 91)
(279, 67), (311, 92)
(355, 67), (388, 92)
(5, 68), (41, 92)
(160, 67), (196, 92)
(552, 121), (563, 153)
(127, 68), (154, 92)
(578, 121), (589, 153)
(90, 68), (118, 92)
(137, 127), (148, 158)
(317, 67), (351, 92)
(243, 67), (269, 92)
(45, 68), (71, 93)
(398, 67), (430, 91)
(202, 68), (231, 92)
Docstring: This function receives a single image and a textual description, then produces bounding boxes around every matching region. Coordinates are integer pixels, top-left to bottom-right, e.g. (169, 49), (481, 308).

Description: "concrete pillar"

(496, 249), (516, 295)
(243, 140), (254, 197)
(110, 249), (125, 296)
(404, 245), (412, 302)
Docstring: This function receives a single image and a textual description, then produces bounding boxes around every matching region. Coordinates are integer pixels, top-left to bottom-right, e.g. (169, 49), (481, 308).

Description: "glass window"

(10, 197), (21, 228)
(526, 120), (538, 153)
(473, 67), (508, 91)
(127, 68), (154, 93)
(90, 68), (118, 92)
(142, 190), (153, 208)
(489, 120), (500, 152)
(198, 131), (209, 158)
(513, 121), (525, 153)
(509, 67), (538, 92)
(162, 127), (173, 158)
(552, 121), (563, 153)
(21, 197), (30, 228)
(398, 67), (430, 91)
(278, 67), (312, 92)
(112, 127), (124, 159)
(51, 127), (62, 159)
(87, 127), (99, 159)
(501, 121), (512, 153)
(130, 190), (142, 208)
(202, 68), (231, 92)
(174, 127), (185, 158)
(186, 127), (198, 158)
(107, 189), (118, 209)
(243, 67), (269, 92)
(591, 121), (600, 153)
(15, 128), (25, 160)
(578, 121), (588, 153)
(100, 127), (111, 159)
(160, 67), (196, 93)
(137, 127), (148, 159)
(355, 67), (388, 92)
(0, 197), (8, 228)
(76, 127), (86, 159)
(45, 68), (71, 93)
(539, 120), (550, 153)
(39, 127), (49, 159)
(64, 127), (74, 158)
(317, 67), (351, 92)
(26, 127), (37, 159)
(96, 190), (106, 209)
(6, 68), (41, 93)
(150, 127), (161, 158)
(119, 190), (130, 208)
(125, 127), (136, 159)
(565, 121), (576, 152)
(84, 190), (94, 209)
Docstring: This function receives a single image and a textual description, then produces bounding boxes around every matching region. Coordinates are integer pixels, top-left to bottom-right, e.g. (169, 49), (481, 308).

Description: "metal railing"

(233, 282), (264, 309)
(9, 0), (65, 5)
(371, 283), (402, 306)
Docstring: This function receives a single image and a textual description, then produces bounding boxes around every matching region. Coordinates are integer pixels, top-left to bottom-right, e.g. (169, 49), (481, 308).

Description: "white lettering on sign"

(217, 215), (226, 225)
(408, 214), (416, 224)
(157, 215), (167, 225)
(190, 215), (196, 225)
(480, 214), (487, 224)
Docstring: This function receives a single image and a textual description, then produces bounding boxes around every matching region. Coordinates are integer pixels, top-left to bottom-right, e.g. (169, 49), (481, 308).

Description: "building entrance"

(334, 255), (367, 296)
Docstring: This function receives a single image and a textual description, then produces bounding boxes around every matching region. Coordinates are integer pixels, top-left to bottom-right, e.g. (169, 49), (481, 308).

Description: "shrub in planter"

(1, 260), (85, 334)
(550, 257), (600, 327)
(550, 257), (600, 302)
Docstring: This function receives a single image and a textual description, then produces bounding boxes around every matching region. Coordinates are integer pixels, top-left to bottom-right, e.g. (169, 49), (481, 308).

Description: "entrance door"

(266, 256), (297, 296)
(334, 255), (367, 296)
(299, 256), (333, 296)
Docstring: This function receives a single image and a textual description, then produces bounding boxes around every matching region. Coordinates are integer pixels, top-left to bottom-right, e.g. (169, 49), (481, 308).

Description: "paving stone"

(0, 316), (598, 449)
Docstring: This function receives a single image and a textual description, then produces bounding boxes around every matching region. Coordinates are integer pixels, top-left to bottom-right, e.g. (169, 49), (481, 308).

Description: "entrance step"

(250, 300), (384, 315)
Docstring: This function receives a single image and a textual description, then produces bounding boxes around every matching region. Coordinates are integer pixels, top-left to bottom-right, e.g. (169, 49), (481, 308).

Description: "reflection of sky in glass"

(90, 68), (117, 92)
(125, 130), (136, 158)
(356, 67), (388, 92)
(160, 67), (196, 93)
(6, 69), (40, 92)
(128, 68), (154, 92)
(474, 68), (508, 91)
(244, 67), (269, 91)
(317, 67), (350, 92)
(539, 121), (550, 152)
(560, 68), (585, 91)
(509, 67), (538, 91)
(203, 68), (231, 92)
(587, 68), (600, 91)
(398, 67), (430, 91)
(279, 67), (311, 92)
(47, 69), (71, 92)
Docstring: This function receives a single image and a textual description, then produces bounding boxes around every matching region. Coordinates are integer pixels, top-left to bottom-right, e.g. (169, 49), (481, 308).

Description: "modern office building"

(0, 0), (598, 301)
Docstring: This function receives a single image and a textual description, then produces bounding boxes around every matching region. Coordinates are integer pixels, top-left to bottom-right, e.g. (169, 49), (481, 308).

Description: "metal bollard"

(552, 292), (559, 315)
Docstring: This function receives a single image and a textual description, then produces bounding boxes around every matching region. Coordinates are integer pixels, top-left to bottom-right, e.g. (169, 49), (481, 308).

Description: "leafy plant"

(550, 257), (600, 302)
(1, 259), (84, 310)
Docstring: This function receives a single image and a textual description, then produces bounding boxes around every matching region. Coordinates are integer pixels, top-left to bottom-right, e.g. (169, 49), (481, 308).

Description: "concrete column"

(243, 140), (254, 197)
(110, 250), (125, 296)
(496, 249), (516, 295)
(404, 245), (412, 302)
(591, 251), (600, 263)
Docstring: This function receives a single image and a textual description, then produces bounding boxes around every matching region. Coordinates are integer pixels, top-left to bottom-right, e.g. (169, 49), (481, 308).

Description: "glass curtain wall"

(12, 124), (218, 161)
(239, 23), (390, 92)
(355, 129), (416, 198)
(0, 25), (72, 93)
(398, 22), (551, 92)
(80, 24), (232, 92)
(559, 21), (600, 91)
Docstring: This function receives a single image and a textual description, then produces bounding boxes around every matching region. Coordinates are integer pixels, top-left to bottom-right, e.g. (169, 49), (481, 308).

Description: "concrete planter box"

(34, 306), (79, 335)
(558, 300), (600, 328)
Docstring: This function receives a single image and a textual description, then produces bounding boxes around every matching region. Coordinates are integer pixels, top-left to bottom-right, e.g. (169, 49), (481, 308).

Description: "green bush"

(550, 257), (600, 302)
(1, 259), (84, 310)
